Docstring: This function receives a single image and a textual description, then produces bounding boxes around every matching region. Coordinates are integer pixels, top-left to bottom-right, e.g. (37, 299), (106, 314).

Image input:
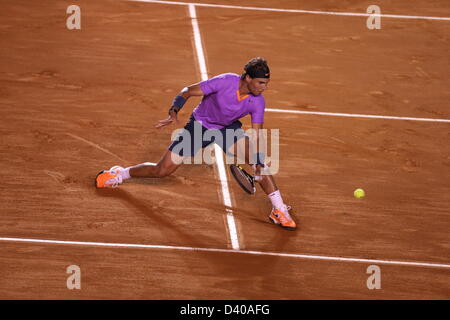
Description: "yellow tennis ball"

(354, 188), (365, 199)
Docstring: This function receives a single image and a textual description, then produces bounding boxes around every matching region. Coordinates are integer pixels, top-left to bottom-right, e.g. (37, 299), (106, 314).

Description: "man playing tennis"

(96, 57), (296, 230)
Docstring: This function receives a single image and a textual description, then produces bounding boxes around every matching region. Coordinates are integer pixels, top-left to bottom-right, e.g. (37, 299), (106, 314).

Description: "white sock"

(121, 167), (131, 180)
(268, 190), (284, 210)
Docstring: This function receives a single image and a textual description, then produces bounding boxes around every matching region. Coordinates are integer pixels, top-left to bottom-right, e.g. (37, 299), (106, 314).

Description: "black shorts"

(168, 114), (247, 157)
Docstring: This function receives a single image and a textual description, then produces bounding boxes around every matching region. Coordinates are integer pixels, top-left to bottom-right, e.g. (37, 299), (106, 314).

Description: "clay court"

(0, 0), (449, 299)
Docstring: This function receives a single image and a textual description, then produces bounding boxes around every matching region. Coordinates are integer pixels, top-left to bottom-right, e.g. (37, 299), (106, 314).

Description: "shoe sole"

(268, 217), (296, 231)
(94, 170), (106, 188)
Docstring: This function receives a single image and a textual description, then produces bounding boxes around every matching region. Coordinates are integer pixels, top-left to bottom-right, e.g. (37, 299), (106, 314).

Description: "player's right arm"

(155, 83), (205, 129)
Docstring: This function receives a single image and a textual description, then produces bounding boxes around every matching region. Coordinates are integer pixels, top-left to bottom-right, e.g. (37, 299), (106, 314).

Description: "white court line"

(66, 134), (159, 165)
(129, 0), (450, 21)
(266, 108), (450, 123)
(66, 133), (128, 162)
(188, 4), (208, 80)
(2, 237), (450, 269)
(188, 5), (240, 250)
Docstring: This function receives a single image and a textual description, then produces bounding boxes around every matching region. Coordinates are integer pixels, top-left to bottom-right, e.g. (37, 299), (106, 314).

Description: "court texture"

(0, 0), (449, 299)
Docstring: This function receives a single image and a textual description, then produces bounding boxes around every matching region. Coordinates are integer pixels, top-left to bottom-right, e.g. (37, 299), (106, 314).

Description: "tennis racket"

(229, 164), (256, 194)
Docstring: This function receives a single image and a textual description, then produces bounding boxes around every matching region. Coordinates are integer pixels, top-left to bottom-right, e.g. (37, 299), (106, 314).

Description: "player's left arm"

(157, 74), (229, 128)
(156, 83), (204, 129)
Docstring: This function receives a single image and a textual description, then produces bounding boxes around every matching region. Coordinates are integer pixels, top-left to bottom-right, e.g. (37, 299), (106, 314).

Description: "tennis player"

(96, 57), (296, 230)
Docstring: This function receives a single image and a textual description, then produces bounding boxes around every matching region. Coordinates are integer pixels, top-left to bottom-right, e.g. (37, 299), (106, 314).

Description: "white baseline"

(1, 237), (450, 269)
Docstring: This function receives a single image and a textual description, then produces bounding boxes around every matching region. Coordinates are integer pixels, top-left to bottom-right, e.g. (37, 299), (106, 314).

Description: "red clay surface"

(0, 0), (449, 299)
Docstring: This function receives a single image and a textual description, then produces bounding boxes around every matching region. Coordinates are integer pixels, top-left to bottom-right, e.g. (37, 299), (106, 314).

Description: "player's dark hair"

(241, 57), (270, 79)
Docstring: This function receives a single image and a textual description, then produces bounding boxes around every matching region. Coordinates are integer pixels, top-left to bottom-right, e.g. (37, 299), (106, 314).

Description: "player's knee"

(158, 170), (172, 178)
(155, 166), (173, 178)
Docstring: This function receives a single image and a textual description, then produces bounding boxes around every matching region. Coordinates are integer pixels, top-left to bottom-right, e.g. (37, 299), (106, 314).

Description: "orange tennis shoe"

(269, 205), (296, 230)
(95, 166), (124, 188)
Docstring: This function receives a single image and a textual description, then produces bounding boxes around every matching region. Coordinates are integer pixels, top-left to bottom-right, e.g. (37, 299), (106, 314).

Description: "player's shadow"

(212, 197), (299, 298)
(94, 188), (215, 247)
(198, 224), (298, 299)
(95, 187), (299, 298)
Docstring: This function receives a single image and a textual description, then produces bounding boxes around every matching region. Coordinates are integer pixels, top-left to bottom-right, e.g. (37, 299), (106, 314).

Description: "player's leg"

(226, 135), (296, 230)
(255, 168), (296, 230)
(95, 114), (199, 188)
(128, 149), (183, 178)
(126, 114), (212, 179)
(95, 149), (183, 188)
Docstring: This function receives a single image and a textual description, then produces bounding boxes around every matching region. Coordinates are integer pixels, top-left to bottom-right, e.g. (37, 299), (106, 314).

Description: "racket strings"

(230, 165), (255, 194)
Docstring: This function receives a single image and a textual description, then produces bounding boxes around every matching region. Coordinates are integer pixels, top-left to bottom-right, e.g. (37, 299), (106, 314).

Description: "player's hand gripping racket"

(229, 164), (256, 194)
